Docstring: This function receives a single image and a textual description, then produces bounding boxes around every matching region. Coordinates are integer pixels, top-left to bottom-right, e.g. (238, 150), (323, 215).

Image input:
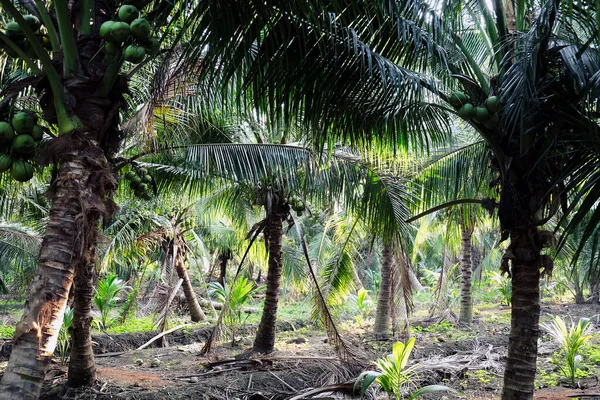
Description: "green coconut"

(5, 22), (23, 38)
(131, 175), (142, 185)
(30, 125), (44, 141)
(123, 44), (145, 63)
(110, 22), (130, 42)
(458, 103), (475, 119)
(143, 37), (160, 54)
(484, 96), (499, 113)
(138, 168), (148, 175)
(142, 174), (152, 183)
(0, 122), (15, 144)
(118, 5), (139, 23)
(473, 107), (490, 123)
(41, 35), (52, 50)
(104, 42), (119, 54)
(129, 18), (150, 40)
(449, 91), (467, 107)
(23, 15), (41, 32)
(12, 112), (35, 133)
(125, 171), (136, 180)
(0, 154), (12, 173)
(138, 183), (148, 192)
(100, 21), (115, 40)
(12, 134), (35, 154)
(10, 160), (34, 182)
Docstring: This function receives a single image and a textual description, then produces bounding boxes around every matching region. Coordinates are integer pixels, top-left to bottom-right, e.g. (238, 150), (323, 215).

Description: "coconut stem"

(100, 54), (123, 96)
(0, 32), (41, 74)
(54, 0), (80, 76)
(79, 0), (94, 37)
(452, 33), (490, 94)
(34, 0), (60, 52)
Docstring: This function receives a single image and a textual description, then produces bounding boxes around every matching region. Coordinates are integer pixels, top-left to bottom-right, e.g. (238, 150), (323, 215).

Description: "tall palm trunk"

(501, 227), (542, 400)
(67, 250), (98, 387)
(173, 242), (206, 322)
(374, 243), (393, 336)
(0, 137), (114, 400)
(459, 220), (475, 324)
(252, 209), (285, 354)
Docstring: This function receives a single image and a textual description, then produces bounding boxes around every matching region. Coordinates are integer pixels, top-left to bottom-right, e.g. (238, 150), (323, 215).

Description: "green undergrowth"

(0, 325), (15, 338)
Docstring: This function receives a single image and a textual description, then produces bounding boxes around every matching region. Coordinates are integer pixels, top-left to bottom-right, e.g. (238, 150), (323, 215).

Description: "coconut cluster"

(287, 195), (306, 216)
(450, 92), (500, 129)
(1, 15), (51, 58)
(100, 5), (160, 64)
(0, 111), (43, 182)
(123, 167), (153, 200)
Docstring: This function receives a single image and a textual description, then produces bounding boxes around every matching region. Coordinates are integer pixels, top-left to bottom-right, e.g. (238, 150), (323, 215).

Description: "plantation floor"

(0, 303), (599, 399)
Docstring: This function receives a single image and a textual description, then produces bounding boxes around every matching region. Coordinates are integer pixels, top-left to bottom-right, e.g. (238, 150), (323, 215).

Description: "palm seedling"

(354, 338), (454, 400)
(209, 276), (262, 345)
(540, 315), (597, 387)
(56, 306), (74, 366)
(93, 273), (131, 330)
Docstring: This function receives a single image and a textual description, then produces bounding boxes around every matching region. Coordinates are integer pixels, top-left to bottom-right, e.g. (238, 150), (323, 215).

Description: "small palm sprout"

(541, 315), (597, 387)
(354, 338), (454, 399)
(209, 276), (262, 345)
(56, 306), (74, 365)
(93, 273), (131, 330)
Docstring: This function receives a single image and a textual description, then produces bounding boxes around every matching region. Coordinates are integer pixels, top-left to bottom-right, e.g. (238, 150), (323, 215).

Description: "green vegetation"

(541, 316), (598, 387)
(355, 338), (454, 399)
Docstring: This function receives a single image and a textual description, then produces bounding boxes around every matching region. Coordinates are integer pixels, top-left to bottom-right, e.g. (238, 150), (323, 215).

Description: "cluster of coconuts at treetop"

(123, 167), (154, 200)
(1, 15), (51, 58)
(100, 5), (160, 63)
(449, 92), (501, 129)
(287, 195), (306, 216)
(0, 112), (43, 182)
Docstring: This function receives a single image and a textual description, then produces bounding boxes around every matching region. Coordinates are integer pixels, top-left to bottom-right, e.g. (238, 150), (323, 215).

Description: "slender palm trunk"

(501, 227), (541, 400)
(374, 244), (393, 336)
(0, 138), (113, 399)
(459, 220), (474, 324)
(174, 243), (206, 322)
(590, 282), (599, 304)
(218, 250), (230, 287)
(252, 210), (285, 354)
(67, 250), (97, 387)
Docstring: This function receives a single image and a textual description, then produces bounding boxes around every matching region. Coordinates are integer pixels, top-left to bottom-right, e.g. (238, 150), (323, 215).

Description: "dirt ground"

(0, 303), (599, 400)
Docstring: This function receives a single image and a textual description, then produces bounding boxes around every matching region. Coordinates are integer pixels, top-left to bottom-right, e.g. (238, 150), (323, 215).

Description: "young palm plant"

(93, 274), (130, 330)
(208, 276), (261, 345)
(355, 338), (454, 400)
(541, 316), (597, 387)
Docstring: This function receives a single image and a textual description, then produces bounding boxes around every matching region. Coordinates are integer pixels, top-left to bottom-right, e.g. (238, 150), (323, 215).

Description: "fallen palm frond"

(293, 214), (366, 365)
(411, 342), (503, 381)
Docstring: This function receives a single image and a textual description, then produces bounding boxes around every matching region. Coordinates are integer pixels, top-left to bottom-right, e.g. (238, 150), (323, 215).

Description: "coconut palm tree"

(181, 3), (600, 398)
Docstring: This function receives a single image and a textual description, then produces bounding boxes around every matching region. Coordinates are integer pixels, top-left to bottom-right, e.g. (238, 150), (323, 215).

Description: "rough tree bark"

(459, 219), (475, 324)
(501, 227), (543, 400)
(0, 137), (115, 399)
(67, 248), (98, 387)
(252, 205), (286, 354)
(173, 242), (206, 322)
(373, 243), (393, 336)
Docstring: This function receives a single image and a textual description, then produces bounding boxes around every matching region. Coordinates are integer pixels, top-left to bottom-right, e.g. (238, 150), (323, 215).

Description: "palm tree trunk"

(173, 243), (206, 322)
(0, 138), (114, 399)
(459, 220), (474, 324)
(590, 282), (599, 304)
(373, 243), (393, 336)
(252, 210), (285, 354)
(218, 250), (230, 287)
(67, 251), (97, 387)
(501, 227), (541, 400)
